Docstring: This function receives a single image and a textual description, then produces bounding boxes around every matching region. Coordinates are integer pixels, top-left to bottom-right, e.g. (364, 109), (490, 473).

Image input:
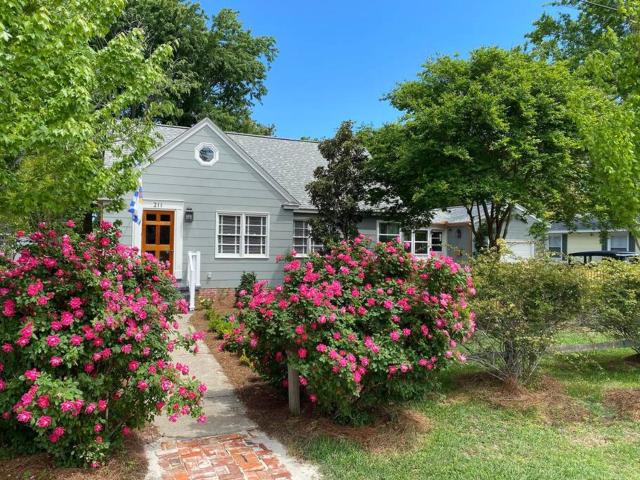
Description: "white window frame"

(194, 142), (219, 166)
(376, 221), (403, 243)
(375, 220), (446, 256)
(292, 219), (323, 257)
(548, 233), (563, 255)
(608, 232), (628, 252)
(215, 212), (270, 259)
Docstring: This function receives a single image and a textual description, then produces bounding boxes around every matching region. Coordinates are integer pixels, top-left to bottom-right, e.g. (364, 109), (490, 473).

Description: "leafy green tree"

(528, 0), (640, 233)
(364, 47), (630, 248)
(306, 121), (370, 243)
(0, 0), (171, 228)
(108, 1), (277, 133)
(527, 0), (635, 97)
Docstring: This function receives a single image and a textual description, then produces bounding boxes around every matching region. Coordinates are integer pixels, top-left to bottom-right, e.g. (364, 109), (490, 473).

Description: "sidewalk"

(145, 314), (320, 480)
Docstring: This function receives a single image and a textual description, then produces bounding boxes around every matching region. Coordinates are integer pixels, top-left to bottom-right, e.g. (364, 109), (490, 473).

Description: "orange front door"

(142, 210), (174, 270)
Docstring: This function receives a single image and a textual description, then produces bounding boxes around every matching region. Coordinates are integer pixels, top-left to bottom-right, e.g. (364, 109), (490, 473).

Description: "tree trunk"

(82, 212), (93, 234)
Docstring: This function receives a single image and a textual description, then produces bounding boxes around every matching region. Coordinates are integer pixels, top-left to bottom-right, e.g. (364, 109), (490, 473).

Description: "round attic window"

(194, 142), (219, 166)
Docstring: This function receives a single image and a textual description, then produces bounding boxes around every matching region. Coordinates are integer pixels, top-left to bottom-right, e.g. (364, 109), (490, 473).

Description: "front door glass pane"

(145, 225), (156, 244)
(159, 225), (171, 244)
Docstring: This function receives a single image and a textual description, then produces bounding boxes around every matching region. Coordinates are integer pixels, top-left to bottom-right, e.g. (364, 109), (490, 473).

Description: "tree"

(107, 1), (277, 134)
(364, 47), (618, 249)
(527, 0), (640, 232)
(306, 121), (370, 244)
(526, 0), (635, 98)
(0, 0), (171, 228)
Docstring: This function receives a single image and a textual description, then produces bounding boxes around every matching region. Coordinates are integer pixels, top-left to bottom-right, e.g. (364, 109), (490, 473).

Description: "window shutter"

(629, 233), (636, 252)
(601, 234), (608, 251)
(561, 234), (568, 255)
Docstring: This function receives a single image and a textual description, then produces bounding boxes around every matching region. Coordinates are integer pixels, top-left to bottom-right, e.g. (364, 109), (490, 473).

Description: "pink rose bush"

(223, 235), (475, 421)
(0, 222), (205, 466)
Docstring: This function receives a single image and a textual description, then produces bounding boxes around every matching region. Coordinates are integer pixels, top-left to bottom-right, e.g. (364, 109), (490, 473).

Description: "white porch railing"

(187, 251), (201, 311)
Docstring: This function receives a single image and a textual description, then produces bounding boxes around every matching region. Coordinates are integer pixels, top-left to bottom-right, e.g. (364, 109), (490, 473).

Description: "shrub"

(222, 235), (475, 422)
(587, 260), (640, 353)
(0, 221), (206, 467)
(470, 249), (585, 384)
(235, 271), (257, 302)
(205, 308), (233, 338)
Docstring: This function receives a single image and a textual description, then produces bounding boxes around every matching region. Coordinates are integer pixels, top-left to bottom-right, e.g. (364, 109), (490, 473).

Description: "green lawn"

(553, 327), (614, 346)
(294, 349), (640, 480)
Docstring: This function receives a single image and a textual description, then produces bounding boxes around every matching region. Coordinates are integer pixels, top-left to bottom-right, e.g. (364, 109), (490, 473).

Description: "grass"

(553, 327), (614, 346)
(291, 348), (640, 480)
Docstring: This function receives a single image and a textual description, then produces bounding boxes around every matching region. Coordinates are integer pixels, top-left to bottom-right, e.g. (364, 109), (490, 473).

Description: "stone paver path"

(145, 314), (319, 480)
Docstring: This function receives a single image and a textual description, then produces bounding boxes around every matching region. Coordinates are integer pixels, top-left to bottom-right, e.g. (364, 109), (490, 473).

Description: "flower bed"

(0, 221), (205, 466)
(223, 235), (475, 422)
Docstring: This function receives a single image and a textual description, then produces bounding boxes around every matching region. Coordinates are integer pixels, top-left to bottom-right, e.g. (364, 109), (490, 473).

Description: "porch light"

(184, 208), (194, 223)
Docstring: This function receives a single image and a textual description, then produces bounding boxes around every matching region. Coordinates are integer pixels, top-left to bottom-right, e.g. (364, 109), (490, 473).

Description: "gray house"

(105, 118), (534, 301)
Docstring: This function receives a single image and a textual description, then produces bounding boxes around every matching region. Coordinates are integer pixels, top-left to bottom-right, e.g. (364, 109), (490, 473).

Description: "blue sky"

(200, 1), (556, 139)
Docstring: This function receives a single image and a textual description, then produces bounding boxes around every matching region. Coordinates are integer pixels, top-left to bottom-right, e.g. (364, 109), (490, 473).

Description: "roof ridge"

(155, 124), (189, 130)
(225, 131), (321, 144)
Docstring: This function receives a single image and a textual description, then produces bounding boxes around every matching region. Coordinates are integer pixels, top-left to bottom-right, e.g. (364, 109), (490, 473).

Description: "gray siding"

(504, 214), (536, 242)
(106, 125), (293, 289)
(445, 225), (473, 263)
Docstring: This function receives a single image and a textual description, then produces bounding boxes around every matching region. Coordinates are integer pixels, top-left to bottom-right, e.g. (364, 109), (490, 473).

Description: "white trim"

(150, 118), (298, 205)
(551, 228), (628, 234)
(194, 141), (219, 166)
(132, 199), (185, 280)
(607, 231), (628, 251)
(376, 220), (403, 243)
(292, 218), (323, 257)
(375, 220), (447, 256)
(215, 211), (270, 259)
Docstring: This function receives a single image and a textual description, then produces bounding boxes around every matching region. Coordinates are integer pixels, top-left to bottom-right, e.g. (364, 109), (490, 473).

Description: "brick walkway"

(147, 315), (317, 480)
(156, 433), (292, 480)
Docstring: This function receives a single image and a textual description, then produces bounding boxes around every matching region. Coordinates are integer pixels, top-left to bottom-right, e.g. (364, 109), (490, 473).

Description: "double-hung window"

(430, 230), (444, 252)
(378, 222), (402, 243)
(548, 233), (563, 256)
(609, 232), (628, 252)
(216, 213), (268, 258)
(413, 229), (430, 255)
(293, 220), (323, 256)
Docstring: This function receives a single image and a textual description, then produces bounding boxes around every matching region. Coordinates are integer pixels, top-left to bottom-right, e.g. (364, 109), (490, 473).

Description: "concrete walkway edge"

(145, 314), (320, 480)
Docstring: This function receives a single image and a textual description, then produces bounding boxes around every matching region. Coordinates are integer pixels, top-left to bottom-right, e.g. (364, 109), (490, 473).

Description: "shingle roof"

(149, 124), (471, 225)
(225, 132), (325, 209)
(432, 206), (471, 224)
(155, 124), (188, 146)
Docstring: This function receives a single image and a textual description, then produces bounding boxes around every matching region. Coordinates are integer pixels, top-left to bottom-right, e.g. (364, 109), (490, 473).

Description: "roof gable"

(150, 118), (298, 205)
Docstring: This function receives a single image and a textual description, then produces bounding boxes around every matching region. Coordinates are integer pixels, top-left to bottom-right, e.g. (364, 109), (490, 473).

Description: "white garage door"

(504, 241), (535, 261)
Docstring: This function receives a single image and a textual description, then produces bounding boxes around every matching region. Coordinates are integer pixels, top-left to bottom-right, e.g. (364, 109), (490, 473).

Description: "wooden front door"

(142, 210), (174, 270)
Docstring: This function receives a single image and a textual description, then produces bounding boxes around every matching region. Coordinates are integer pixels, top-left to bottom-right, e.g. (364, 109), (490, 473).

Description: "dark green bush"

(235, 271), (257, 302)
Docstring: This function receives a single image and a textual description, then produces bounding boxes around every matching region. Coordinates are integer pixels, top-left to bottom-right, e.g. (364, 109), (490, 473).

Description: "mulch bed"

(448, 372), (591, 425)
(604, 389), (640, 421)
(191, 310), (431, 455)
(0, 431), (150, 480)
